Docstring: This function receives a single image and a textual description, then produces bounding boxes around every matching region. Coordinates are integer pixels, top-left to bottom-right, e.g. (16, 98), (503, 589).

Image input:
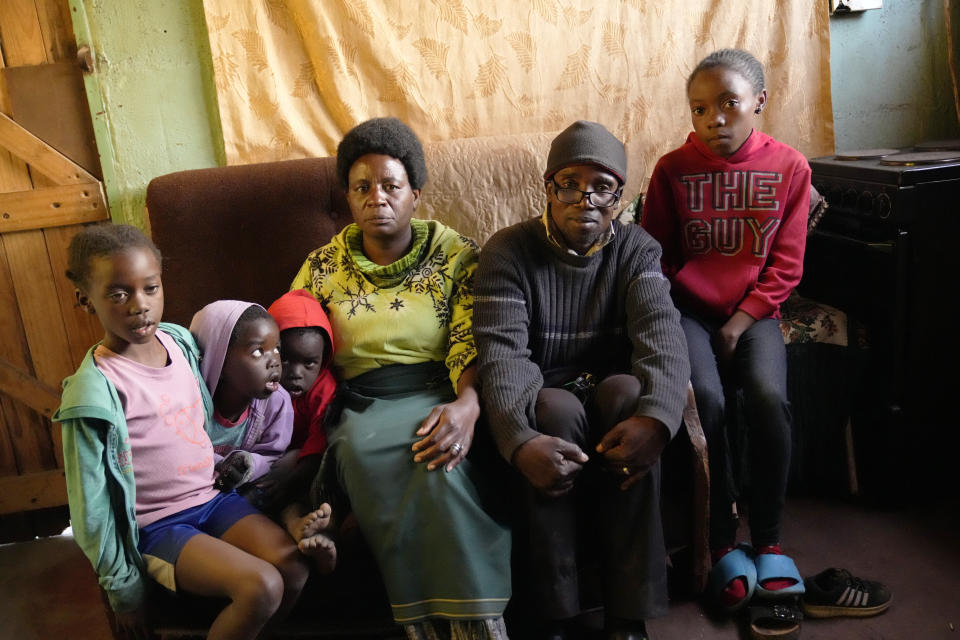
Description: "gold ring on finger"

(621, 466), (630, 476)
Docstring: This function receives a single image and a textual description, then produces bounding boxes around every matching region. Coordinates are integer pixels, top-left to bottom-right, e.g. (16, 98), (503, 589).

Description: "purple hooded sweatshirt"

(189, 300), (293, 482)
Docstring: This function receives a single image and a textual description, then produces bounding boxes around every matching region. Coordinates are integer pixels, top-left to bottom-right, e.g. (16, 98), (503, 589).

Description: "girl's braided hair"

(687, 48), (765, 94)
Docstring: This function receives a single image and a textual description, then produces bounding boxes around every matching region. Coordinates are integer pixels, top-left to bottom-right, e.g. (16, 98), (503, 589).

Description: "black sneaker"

(801, 568), (892, 618)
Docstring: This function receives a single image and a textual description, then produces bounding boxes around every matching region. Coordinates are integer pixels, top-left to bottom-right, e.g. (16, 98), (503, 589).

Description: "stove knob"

(857, 191), (873, 216)
(843, 188), (858, 209)
(828, 185), (842, 205)
(874, 192), (892, 219)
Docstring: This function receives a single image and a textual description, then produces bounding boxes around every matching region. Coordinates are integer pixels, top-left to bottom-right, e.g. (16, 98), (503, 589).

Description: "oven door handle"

(810, 228), (899, 254)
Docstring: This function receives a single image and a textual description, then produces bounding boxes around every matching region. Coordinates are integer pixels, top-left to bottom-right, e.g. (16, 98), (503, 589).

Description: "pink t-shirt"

(95, 330), (220, 528)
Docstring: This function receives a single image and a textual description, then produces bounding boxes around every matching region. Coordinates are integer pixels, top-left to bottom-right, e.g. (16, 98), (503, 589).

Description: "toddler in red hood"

(267, 289), (338, 570)
(268, 289), (337, 457)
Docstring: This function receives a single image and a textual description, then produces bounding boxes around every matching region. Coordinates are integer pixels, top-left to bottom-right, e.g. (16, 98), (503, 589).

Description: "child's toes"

(300, 503), (332, 538)
(299, 534), (337, 574)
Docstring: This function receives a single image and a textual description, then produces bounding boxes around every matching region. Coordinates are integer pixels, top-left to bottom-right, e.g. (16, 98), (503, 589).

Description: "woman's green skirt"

(320, 362), (511, 623)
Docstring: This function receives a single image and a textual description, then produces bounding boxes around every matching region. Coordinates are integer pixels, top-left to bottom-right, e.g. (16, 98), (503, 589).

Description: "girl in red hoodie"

(642, 48), (810, 612)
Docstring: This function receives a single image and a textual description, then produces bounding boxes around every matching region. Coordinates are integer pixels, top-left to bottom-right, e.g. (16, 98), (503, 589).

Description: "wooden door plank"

(2, 231), (70, 465)
(0, 388), (19, 475)
(0, 0), (46, 67)
(0, 98), (49, 478)
(0, 113), (97, 185)
(4, 61), (103, 177)
(0, 182), (107, 232)
(0, 239), (57, 474)
(44, 223), (103, 368)
(2, 229), (72, 468)
(0, 0), (69, 480)
(0, 146), (31, 189)
(33, 0), (76, 61)
(0, 396), (54, 471)
(0, 468), (67, 513)
(1, 231), (74, 389)
(0, 100), (56, 477)
(0, 356), (60, 418)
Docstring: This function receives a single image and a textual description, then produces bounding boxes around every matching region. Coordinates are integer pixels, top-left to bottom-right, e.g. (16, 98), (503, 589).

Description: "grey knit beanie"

(544, 120), (626, 185)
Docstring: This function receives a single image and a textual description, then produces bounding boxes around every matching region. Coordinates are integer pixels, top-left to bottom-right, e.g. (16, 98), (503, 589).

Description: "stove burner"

(914, 139), (960, 151)
(834, 148), (900, 160)
(879, 151), (960, 166)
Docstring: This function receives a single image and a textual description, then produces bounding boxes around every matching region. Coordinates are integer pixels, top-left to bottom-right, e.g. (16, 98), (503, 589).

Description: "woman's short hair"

(66, 223), (161, 289)
(335, 117), (427, 190)
(687, 48), (765, 94)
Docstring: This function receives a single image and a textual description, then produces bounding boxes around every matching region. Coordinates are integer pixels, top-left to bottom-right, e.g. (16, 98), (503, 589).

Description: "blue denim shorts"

(137, 491), (260, 591)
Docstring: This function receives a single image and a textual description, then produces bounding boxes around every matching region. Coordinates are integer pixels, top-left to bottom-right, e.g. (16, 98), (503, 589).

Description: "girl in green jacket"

(55, 224), (308, 640)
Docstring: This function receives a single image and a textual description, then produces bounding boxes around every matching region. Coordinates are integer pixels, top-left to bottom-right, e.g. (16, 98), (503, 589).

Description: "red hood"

(267, 289), (335, 368)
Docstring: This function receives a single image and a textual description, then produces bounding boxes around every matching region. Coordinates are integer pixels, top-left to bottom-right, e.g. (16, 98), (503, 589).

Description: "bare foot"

(299, 503), (332, 540)
(299, 532), (337, 574)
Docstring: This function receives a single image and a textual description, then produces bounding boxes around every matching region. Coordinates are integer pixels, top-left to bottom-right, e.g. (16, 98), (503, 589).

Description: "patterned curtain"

(203, 0), (834, 186)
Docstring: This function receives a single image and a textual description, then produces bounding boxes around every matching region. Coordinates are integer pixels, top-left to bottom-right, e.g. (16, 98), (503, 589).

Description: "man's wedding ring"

(451, 442), (463, 455)
(621, 466), (631, 476)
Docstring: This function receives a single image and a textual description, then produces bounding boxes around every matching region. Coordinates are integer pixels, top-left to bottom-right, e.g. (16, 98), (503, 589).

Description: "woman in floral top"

(290, 118), (511, 640)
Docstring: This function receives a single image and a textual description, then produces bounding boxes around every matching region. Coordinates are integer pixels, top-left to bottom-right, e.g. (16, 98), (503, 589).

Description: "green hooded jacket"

(53, 323), (213, 613)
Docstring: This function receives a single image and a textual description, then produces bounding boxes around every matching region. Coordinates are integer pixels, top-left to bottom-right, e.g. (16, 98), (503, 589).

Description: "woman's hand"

(596, 416), (670, 490)
(411, 367), (480, 471)
(715, 309), (756, 364)
(412, 394), (479, 471)
(114, 606), (150, 640)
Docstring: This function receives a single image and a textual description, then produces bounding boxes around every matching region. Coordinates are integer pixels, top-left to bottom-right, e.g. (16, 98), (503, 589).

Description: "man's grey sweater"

(474, 217), (691, 462)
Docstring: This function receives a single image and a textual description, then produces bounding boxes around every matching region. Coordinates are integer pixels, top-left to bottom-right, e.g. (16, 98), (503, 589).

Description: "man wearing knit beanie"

(474, 121), (690, 640)
(544, 119), (628, 184)
(538, 120), (627, 256)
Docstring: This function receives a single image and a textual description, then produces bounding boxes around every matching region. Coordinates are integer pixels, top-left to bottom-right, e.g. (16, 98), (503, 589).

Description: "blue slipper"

(708, 544), (757, 612)
(754, 553), (806, 599)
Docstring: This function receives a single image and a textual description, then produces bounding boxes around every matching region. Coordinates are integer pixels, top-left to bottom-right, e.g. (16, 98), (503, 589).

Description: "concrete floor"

(1, 496), (958, 639)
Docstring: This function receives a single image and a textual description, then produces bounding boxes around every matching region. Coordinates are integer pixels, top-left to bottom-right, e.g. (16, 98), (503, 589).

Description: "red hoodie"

(267, 289), (337, 458)
(642, 130), (810, 320)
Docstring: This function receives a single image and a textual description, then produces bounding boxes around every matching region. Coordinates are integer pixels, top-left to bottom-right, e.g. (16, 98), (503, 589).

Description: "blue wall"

(829, 0), (960, 152)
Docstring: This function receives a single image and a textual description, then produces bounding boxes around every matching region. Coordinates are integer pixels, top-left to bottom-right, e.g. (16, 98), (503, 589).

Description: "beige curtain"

(203, 0), (834, 189)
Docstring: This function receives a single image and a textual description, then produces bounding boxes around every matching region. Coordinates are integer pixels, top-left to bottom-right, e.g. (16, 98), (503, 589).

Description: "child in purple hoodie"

(190, 300), (294, 493)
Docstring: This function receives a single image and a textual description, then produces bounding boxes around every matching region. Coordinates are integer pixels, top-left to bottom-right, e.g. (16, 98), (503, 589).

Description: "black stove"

(807, 142), (960, 239)
(801, 139), (960, 499)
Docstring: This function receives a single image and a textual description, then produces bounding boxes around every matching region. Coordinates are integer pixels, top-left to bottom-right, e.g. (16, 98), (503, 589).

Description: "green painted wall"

(69, 0), (225, 230)
(829, 0), (960, 151)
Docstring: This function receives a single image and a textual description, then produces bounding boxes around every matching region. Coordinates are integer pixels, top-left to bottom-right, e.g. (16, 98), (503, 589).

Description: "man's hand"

(596, 416), (669, 490)
(215, 450), (255, 491)
(512, 434), (589, 497)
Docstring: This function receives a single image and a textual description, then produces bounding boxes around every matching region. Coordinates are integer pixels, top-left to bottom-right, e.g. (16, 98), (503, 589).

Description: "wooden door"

(0, 0), (108, 541)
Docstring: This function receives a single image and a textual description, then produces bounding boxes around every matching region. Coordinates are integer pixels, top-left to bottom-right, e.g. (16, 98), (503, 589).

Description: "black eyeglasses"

(550, 178), (621, 208)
